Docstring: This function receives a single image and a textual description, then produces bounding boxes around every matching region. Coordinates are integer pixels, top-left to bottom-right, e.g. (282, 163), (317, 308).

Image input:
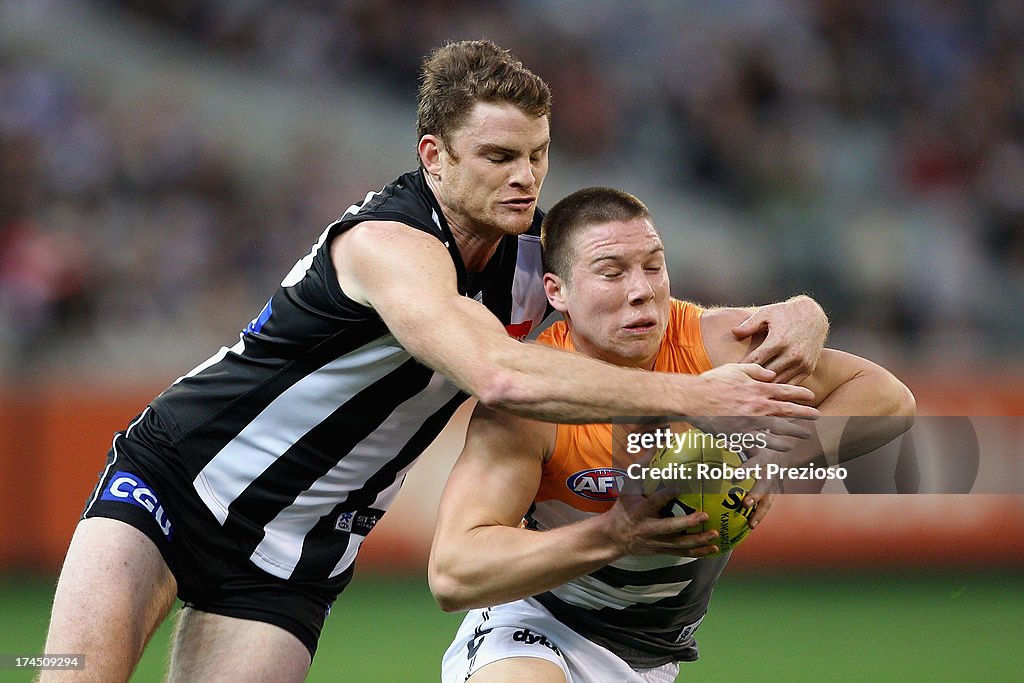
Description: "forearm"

(472, 332), (817, 424)
(477, 340), (710, 423)
(388, 292), (711, 422)
(364, 247), (816, 422)
(429, 515), (622, 612)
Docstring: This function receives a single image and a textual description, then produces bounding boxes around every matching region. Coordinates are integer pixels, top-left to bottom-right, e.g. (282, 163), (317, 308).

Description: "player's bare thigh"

(468, 657), (567, 683)
(167, 608), (311, 683)
(40, 517), (177, 682)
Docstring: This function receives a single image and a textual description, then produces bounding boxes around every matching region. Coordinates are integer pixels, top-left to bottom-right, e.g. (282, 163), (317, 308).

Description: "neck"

(424, 171), (502, 272)
(447, 221), (501, 272)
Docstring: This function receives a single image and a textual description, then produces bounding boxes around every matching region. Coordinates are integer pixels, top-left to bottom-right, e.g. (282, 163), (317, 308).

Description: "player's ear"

(418, 135), (444, 176)
(544, 272), (569, 313)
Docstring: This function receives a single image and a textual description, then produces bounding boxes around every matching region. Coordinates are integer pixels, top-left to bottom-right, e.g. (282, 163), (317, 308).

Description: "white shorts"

(441, 597), (679, 683)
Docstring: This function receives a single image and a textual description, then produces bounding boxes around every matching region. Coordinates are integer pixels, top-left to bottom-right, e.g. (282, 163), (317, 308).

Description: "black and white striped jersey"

(145, 169), (548, 581)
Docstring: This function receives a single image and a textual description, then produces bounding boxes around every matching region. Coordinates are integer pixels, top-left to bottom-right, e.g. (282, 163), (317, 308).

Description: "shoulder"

(331, 219), (453, 273)
(329, 220), (457, 309)
(327, 171), (455, 284)
(335, 170), (446, 239)
(698, 305), (748, 336)
(467, 402), (556, 464)
(697, 305), (761, 367)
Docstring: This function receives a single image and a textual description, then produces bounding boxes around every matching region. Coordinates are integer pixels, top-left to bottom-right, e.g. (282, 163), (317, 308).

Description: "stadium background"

(0, 1), (1021, 680)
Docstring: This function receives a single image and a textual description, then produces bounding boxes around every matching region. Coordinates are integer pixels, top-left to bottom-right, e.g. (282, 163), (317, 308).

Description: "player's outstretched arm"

(332, 222), (820, 424)
(703, 307), (915, 495)
(428, 404), (719, 613)
(779, 348), (916, 464)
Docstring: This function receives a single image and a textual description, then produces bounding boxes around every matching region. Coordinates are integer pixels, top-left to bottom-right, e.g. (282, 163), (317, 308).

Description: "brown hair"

(416, 40), (551, 153)
(541, 187), (652, 280)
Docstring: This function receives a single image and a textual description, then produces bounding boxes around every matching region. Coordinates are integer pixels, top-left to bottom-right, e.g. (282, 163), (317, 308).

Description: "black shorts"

(82, 408), (353, 657)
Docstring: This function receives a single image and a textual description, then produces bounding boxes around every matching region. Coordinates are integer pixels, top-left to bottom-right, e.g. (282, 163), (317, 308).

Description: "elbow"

(859, 365), (917, 421)
(896, 382), (917, 419)
(898, 382), (917, 432)
(472, 368), (534, 413)
(884, 377), (917, 435)
(428, 546), (476, 613)
(889, 375), (916, 418)
(431, 582), (468, 614)
(428, 564), (473, 613)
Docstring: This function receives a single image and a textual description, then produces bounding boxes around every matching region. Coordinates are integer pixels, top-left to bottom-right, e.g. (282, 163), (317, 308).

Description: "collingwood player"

(431, 187), (915, 683)
(41, 42), (829, 682)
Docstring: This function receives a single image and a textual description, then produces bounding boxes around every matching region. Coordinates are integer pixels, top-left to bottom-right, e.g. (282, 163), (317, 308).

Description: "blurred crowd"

(2, 0), (1023, 376)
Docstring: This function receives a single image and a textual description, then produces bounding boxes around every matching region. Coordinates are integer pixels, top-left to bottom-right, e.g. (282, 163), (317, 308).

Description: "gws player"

(431, 187), (915, 683)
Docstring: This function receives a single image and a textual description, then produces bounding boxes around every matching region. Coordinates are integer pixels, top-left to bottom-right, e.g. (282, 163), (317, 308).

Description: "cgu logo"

(100, 471), (174, 539)
(566, 468), (627, 501)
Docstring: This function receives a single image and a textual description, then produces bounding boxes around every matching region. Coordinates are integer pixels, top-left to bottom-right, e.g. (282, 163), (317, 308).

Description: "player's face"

(429, 101), (550, 239)
(548, 218), (671, 370)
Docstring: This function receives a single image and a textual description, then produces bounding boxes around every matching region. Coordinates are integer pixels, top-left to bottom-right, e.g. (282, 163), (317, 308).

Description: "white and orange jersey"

(526, 299), (731, 669)
(536, 299), (713, 514)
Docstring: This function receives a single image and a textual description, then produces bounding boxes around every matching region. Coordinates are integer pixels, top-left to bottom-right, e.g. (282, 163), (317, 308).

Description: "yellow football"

(642, 429), (757, 555)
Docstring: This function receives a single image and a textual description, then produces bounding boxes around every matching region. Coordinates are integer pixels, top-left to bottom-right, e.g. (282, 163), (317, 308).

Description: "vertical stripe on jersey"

(250, 370), (463, 578)
(193, 333), (410, 524)
(511, 234), (545, 327)
(319, 474), (407, 578)
(309, 389), (467, 579)
(222, 355), (434, 540)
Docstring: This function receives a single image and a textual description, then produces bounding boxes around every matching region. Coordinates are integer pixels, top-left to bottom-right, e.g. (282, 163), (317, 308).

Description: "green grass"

(1, 570), (1020, 682)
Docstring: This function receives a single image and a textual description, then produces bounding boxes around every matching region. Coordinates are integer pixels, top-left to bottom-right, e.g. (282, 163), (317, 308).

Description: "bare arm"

(704, 307), (916, 468)
(332, 222), (820, 423)
(428, 404), (718, 612)
(792, 349), (916, 461)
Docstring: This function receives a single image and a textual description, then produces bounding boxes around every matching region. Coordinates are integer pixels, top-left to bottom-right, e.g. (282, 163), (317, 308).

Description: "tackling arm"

(703, 307), (916, 468)
(332, 222), (820, 423)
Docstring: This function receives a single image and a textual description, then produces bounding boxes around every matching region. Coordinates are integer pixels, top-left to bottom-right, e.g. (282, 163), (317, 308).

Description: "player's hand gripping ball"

(642, 429), (757, 555)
